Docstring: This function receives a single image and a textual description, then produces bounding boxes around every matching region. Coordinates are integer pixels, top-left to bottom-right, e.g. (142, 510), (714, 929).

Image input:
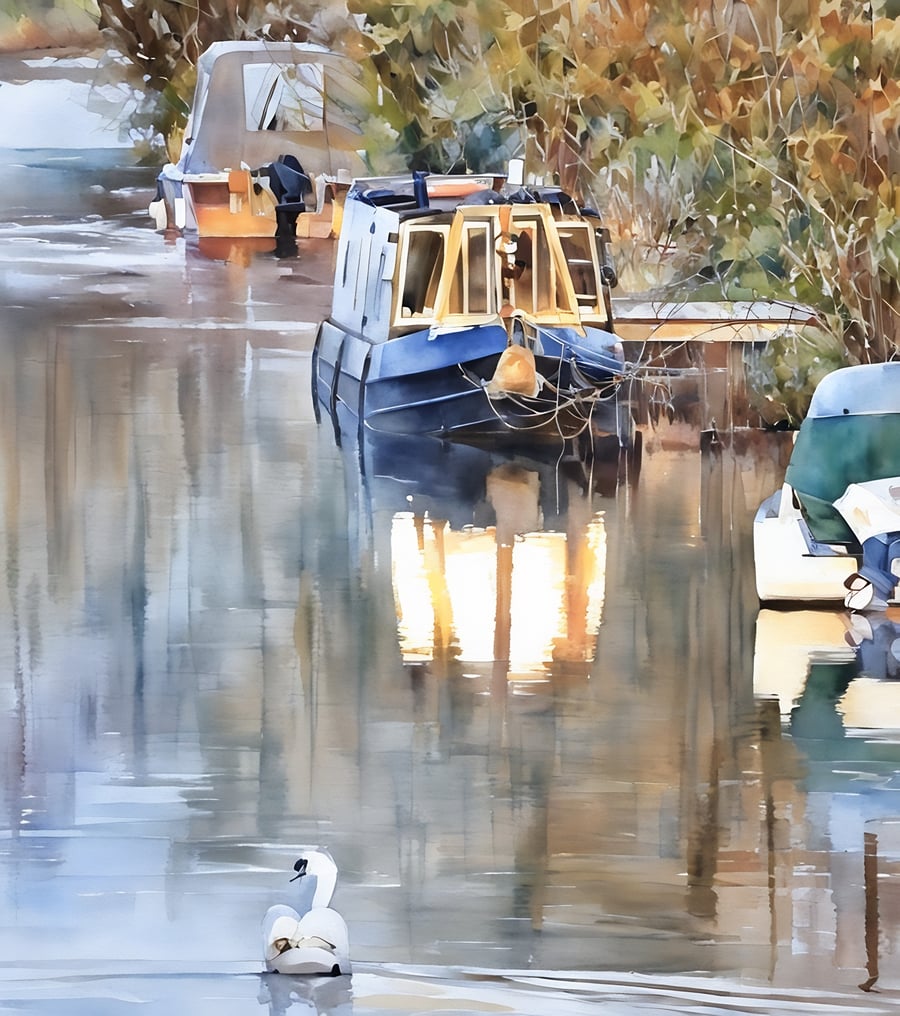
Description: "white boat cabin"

(331, 176), (616, 342)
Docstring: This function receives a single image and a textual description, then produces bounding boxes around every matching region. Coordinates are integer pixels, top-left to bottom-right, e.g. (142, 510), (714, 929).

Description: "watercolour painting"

(3, 3), (900, 1014)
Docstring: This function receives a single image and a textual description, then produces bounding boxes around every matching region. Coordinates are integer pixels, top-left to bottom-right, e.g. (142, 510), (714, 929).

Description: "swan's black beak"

(289, 857), (308, 882)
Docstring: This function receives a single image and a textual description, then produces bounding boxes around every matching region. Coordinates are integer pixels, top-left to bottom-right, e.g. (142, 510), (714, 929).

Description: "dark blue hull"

(312, 319), (629, 444)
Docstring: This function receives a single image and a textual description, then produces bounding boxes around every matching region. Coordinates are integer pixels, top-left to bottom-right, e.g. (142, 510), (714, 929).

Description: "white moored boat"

(754, 361), (900, 610)
(150, 42), (366, 243)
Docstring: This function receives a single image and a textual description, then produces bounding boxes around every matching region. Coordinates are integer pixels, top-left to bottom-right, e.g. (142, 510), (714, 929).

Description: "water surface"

(1, 150), (900, 1014)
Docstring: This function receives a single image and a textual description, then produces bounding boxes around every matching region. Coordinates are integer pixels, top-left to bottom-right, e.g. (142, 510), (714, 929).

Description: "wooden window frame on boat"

(555, 221), (607, 322)
(500, 207), (582, 329)
(391, 222), (451, 331)
(389, 204), (588, 337)
(427, 209), (502, 328)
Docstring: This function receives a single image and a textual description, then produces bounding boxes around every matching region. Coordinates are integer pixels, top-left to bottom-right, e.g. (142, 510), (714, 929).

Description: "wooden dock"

(612, 299), (815, 344)
(610, 299), (817, 432)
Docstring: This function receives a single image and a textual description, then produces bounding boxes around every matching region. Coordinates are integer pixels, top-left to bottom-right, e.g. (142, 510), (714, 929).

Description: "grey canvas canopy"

(174, 41), (367, 178)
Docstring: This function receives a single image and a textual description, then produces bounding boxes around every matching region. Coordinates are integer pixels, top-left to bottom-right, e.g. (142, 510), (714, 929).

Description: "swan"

(262, 848), (351, 976)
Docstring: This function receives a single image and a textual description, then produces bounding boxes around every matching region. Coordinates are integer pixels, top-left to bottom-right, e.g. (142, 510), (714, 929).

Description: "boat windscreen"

(447, 222), (494, 315)
(787, 413), (900, 542)
(504, 212), (578, 320)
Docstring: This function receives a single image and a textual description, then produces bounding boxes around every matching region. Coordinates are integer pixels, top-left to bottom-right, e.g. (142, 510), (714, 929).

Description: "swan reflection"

(257, 972), (352, 1015)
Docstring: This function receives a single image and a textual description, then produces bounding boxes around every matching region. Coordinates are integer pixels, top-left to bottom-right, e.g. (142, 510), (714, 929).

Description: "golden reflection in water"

(753, 609), (855, 717)
(754, 607), (900, 729)
(391, 465), (606, 677)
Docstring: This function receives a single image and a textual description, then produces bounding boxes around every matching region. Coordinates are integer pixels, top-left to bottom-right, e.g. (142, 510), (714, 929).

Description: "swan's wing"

(262, 904), (302, 963)
(295, 907), (349, 953)
(263, 904), (301, 933)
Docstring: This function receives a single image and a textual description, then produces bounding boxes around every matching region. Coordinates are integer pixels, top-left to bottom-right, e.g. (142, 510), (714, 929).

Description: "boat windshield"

(788, 414), (900, 542)
(504, 212), (574, 317)
(391, 205), (584, 333)
(786, 364), (900, 542)
(447, 220), (494, 316)
(430, 208), (585, 327)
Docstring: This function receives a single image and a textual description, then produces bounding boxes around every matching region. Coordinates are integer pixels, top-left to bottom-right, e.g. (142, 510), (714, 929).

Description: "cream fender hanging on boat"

(485, 344), (543, 399)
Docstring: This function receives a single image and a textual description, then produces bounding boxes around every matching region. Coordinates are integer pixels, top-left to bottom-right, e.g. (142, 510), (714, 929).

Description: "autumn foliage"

(348, 2), (900, 354)
(90, 0), (900, 408)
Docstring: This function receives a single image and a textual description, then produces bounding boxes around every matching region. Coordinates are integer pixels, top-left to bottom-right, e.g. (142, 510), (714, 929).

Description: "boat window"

(448, 222), (493, 315)
(244, 62), (325, 132)
(557, 224), (601, 315)
(507, 217), (561, 315)
(397, 226), (448, 319)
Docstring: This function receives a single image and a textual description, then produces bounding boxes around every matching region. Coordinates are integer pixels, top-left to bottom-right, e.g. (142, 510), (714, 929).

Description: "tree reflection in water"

(1, 169), (899, 1008)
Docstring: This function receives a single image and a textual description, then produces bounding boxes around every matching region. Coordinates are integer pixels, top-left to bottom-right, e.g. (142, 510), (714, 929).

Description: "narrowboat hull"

(313, 319), (629, 443)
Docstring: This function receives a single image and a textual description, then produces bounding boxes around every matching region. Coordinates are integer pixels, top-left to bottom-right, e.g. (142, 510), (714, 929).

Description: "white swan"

(262, 848), (351, 976)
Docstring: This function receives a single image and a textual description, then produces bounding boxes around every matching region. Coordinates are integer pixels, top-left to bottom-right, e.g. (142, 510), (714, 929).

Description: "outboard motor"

(264, 155), (312, 239)
(844, 535), (900, 611)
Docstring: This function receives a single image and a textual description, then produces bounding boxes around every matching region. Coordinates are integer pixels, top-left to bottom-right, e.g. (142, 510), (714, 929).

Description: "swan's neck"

(311, 868), (336, 908)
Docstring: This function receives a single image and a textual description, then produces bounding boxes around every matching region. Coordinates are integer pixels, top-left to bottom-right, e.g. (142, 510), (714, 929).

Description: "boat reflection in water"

(753, 605), (900, 994)
(754, 607), (900, 737)
(339, 425), (640, 693)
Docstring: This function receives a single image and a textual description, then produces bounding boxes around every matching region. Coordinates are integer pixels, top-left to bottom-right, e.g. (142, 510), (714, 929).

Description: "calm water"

(1, 151), (900, 1015)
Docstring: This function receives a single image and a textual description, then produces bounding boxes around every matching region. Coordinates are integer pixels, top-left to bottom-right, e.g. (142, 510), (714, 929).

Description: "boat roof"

(806, 362), (900, 418)
(195, 40), (332, 69)
(196, 40), (329, 66)
(176, 41), (366, 178)
(345, 173), (589, 218)
(347, 174), (502, 213)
